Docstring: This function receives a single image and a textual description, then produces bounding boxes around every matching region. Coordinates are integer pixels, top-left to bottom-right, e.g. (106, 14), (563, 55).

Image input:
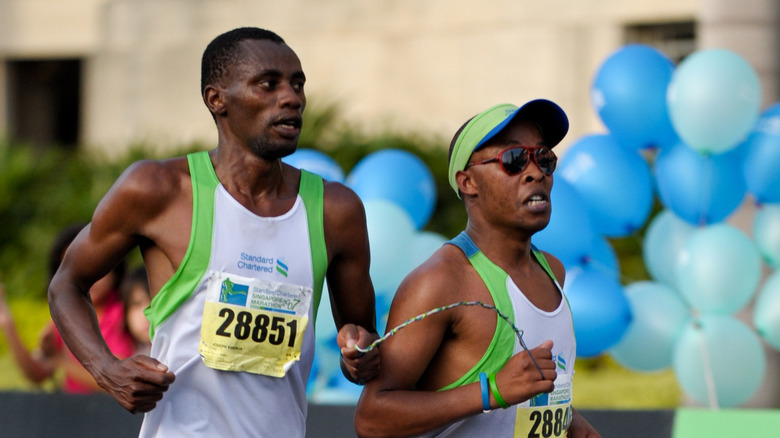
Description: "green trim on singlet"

(439, 232), (559, 391)
(145, 151), (217, 339)
(299, 169), (327, 327)
(531, 245), (556, 281)
(145, 151), (328, 339)
(530, 244), (575, 343)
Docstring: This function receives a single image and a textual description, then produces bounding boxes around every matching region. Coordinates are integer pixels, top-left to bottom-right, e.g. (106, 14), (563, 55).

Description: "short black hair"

(201, 27), (286, 94)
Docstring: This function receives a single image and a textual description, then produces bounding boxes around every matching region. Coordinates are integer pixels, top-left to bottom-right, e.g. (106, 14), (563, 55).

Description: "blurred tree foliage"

(0, 142), (121, 300)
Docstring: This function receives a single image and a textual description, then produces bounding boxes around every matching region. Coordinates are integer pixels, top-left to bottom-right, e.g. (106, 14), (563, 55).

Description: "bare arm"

(322, 182), (380, 383)
(355, 266), (484, 437)
(48, 160), (177, 413)
(354, 252), (557, 438)
(55, 352), (103, 391)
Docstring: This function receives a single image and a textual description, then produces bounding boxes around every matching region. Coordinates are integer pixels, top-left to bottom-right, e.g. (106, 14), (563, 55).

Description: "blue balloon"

(310, 379), (362, 405)
(312, 286), (341, 397)
(558, 134), (654, 236)
(563, 266), (632, 357)
(309, 338), (341, 400)
(283, 148), (345, 182)
(532, 178), (597, 268)
(610, 281), (690, 372)
(753, 269), (780, 351)
(667, 49), (762, 154)
(673, 315), (765, 407)
(743, 102), (780, 203)
(642, 210), (696, 288)
(373, 292), (393, 335)
(347, 149), (437, 229)
(318, 370), (363, 405)
(582, 236), (619, 279)
(754, 204), (780, 268)
(400, 231), (448, 278)
(314, 283), (337, 340)
(654, 141), (747, 225)
(363, 199), (417, 292)
(591, 44), (678, 151)
(675, 224), (762, 315)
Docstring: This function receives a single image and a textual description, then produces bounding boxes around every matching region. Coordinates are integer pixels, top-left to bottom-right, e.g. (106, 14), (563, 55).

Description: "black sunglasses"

(465, 146), (557, 176)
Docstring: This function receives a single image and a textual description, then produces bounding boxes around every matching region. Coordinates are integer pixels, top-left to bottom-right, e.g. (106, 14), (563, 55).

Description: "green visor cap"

(447, 99), (569, 196)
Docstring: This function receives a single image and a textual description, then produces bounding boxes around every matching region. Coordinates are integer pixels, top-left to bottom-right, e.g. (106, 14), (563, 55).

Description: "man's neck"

(209, 147), (298, 216)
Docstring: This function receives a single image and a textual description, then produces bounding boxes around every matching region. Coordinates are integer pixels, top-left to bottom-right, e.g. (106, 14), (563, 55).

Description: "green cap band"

(447, 99), (569, 197)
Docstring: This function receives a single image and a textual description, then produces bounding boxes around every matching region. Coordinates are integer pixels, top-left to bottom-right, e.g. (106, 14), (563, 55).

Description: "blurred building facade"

(1, 0), (779, 156)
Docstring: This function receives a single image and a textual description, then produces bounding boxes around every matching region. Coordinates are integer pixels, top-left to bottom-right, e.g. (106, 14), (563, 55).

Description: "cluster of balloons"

(285, 43), (780, 409)
(578, 44), (780, 408)
(283, 148), (446, 404)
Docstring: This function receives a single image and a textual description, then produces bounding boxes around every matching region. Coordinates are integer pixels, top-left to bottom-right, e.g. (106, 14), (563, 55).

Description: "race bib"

(199, 271), (312, 377)
(514, 373), (573, 437)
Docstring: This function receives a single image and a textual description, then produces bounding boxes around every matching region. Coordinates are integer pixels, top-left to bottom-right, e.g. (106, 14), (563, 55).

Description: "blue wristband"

(479, 372), (490, 413)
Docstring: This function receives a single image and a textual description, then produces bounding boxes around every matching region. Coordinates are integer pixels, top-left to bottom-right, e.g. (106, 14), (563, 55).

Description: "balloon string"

(695, 320), (720, 409)
(355, 300), (546, 380)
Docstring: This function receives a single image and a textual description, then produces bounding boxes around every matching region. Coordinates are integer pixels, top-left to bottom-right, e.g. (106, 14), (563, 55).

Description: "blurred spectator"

(120, 266), (152, 355)
(0, 223), (135, 393)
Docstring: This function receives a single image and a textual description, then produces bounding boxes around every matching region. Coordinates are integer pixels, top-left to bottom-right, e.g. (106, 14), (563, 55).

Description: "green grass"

(573, 356), (681, 408)
(0, 296), (62, 391)
(0, 354), (61, 391)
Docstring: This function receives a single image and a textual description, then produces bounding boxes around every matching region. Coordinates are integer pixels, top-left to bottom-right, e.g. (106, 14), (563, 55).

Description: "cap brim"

(492, 99), (569, 149)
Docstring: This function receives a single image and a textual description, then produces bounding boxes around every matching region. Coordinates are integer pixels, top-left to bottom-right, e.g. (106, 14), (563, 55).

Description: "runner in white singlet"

(48, 27), (380, 437)
(355, 101), (600, 438)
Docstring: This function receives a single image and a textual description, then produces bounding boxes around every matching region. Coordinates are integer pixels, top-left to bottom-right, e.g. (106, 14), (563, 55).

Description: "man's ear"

(203, 85), (226, 116)
(456, 169), (478, 197)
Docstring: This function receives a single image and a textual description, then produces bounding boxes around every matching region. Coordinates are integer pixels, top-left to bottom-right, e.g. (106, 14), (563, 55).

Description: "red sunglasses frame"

(465, 146), (557, 176)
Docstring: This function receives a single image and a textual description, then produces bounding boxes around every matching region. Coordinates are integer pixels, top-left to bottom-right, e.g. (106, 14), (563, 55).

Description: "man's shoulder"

(130, 155), (190, 175)
(101, 156), (193, 216)
(400, 244), (473, 293)
(321, 179), (359, 203)
(321, 179), (365, 219)
(118, 156), (191, 193)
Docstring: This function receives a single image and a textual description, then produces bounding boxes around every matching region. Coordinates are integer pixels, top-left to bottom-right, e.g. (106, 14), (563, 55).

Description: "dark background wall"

(0, 392), (675, 438)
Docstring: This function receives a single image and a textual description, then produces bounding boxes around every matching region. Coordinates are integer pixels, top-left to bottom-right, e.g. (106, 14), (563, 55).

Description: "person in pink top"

(119, 266), (152, 356)
(0, 223), (134, 393)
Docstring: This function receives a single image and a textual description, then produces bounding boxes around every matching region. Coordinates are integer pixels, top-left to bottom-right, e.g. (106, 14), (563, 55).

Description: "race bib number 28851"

(199, 272), (312, 377)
